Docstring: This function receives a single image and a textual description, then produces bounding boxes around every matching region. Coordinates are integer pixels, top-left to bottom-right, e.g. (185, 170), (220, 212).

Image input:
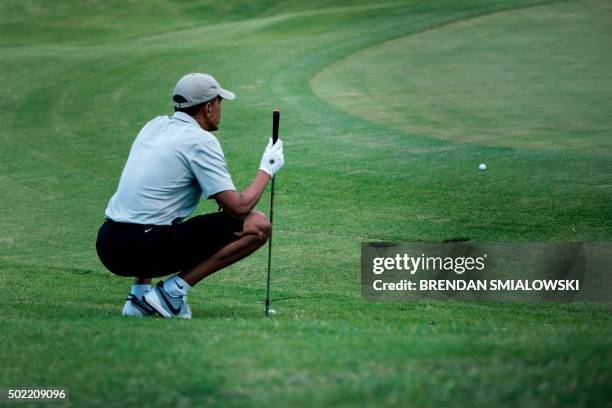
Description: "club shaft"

(265, 109), (280, 317)
(265, 176), (275, 316)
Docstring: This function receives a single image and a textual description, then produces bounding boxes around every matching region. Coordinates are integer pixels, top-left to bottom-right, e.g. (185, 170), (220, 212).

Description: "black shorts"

(96, 212), (244, 278)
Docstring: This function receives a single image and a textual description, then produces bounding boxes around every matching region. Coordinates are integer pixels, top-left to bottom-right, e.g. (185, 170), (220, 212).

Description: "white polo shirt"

(105, 112), (236, 225)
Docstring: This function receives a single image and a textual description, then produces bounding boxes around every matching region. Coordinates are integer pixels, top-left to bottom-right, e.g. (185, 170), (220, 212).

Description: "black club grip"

(272, 109), (280, 144)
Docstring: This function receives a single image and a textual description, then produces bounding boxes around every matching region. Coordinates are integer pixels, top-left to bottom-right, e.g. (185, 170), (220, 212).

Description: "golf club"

(265, 109), (280, 317)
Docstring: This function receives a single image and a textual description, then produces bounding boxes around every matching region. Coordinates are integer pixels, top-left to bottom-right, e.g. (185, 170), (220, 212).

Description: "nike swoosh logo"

(175, 281), (184, 289)
(144, 228), (153, 233)
(132, 298), (155, 315)
(158, 286), (181, 315)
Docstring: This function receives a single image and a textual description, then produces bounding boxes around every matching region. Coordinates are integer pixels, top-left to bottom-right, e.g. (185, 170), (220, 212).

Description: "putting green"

(311, 0), (612, 154)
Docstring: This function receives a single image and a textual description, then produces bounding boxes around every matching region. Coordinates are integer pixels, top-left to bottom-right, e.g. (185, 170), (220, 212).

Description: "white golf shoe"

(142, 281), (192, 319)
(122, 293), (155, 317)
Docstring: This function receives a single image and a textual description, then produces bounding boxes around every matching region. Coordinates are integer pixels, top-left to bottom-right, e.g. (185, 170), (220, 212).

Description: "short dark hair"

(173, 96), (221, 117)
(174, 102), (204, 116)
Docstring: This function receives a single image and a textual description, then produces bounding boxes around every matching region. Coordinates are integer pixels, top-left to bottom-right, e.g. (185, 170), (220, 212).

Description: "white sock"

(163, 276), (191, 297)
(131, 284), (150, 297)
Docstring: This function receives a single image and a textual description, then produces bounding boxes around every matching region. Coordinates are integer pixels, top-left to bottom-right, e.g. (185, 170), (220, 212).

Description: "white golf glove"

(259, 137), (285, 177)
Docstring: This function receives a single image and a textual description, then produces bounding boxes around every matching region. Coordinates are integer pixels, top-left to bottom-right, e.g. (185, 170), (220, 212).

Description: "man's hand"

(259, 138), (285, 177)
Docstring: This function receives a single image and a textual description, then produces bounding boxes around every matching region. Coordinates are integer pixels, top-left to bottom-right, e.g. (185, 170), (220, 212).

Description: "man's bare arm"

(215, 170), (271, 219)
(216, 137), (285, 219)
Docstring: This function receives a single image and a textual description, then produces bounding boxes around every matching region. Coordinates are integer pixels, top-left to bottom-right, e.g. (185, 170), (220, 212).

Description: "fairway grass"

(1, 0), (611, 406)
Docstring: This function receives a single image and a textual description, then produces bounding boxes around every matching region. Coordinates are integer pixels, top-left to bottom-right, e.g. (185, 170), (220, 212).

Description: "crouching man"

(96, 73), (285, 318)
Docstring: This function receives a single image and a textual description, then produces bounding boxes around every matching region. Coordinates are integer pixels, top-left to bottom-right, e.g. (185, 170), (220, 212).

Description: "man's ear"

(202, 101), (211, 115)
(198, 103), (208, 118)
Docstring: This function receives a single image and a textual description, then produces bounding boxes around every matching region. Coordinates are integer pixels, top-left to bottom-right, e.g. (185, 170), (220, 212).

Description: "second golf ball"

(479, 163), (487, 171)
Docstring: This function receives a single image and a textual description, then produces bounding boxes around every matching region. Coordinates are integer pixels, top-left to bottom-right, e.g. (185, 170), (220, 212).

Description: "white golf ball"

(268, 309), (276, 316)
(479, 163), (487, 171)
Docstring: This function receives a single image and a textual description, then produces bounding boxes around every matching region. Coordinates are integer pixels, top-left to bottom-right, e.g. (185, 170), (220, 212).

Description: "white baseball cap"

(172, 73), (236, 108)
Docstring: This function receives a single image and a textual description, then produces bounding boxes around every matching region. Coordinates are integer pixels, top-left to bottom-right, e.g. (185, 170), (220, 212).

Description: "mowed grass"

(312, 0), (612, 155)
(0, 0), (611, 406)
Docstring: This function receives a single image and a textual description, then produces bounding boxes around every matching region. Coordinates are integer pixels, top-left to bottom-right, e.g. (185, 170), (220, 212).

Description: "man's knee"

(244, 211), (271, 243)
